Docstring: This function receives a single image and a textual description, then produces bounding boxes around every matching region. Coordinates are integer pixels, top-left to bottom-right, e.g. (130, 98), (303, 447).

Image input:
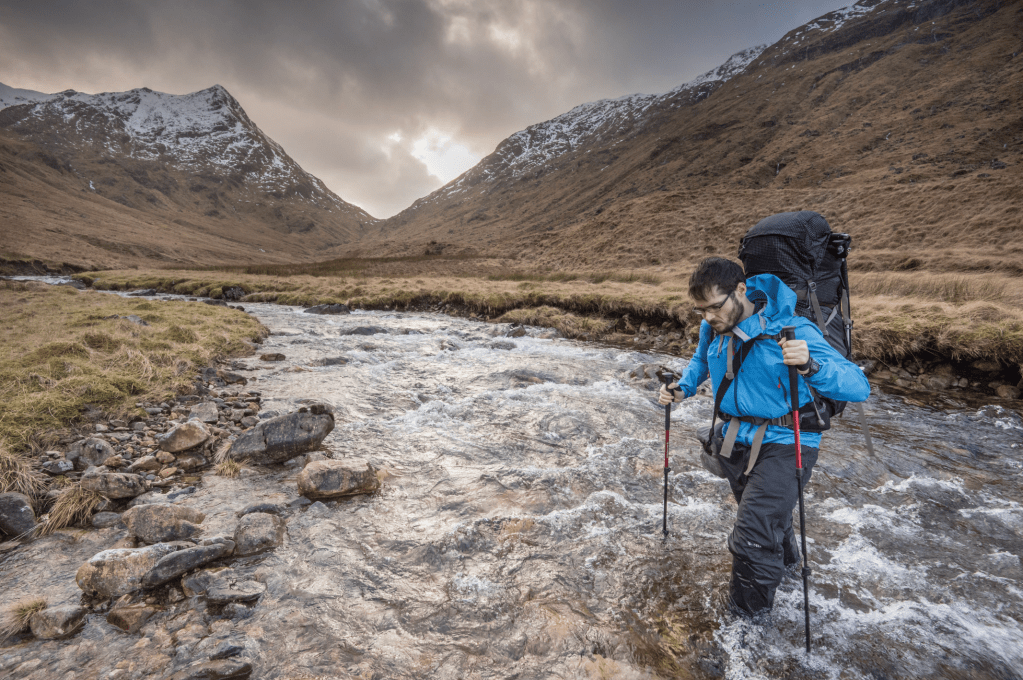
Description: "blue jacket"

(677, 274), (871, 448)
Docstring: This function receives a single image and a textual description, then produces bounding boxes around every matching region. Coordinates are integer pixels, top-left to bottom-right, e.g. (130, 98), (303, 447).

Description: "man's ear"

(736, 281), (746, 296)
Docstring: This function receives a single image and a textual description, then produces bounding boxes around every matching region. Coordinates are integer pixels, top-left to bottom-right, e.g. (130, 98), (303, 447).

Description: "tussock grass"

(0, 597), (48, 641)
(0, 280), (267, 451)
(496, 307), (618, 340)
(214, 459), (242, 478)
(0, 438), (46, 497)
(38, 484), (104, 535)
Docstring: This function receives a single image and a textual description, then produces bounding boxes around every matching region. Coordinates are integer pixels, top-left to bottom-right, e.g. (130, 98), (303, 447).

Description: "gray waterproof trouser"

(719, 440), (819, 617)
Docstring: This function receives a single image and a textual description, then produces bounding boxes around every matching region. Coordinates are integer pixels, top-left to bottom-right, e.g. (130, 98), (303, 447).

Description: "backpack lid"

(738, 210), (833, 277)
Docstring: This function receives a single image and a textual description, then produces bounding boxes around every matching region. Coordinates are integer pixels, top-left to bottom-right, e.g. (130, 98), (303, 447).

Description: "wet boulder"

(68, 437), (115, 470)
(297, 459), (380, 500)
(188, 402), (220, 424)
(92, 512), (125, 529)
(122, 504), (205, 544)
(228, 408), (334, 465)
(77, 542), (186, 598)
(158, 421), (210, 453)
(142, 541), (235, 587)
(233, 512), (285, 556)
(342, 326), (388, 336)
(107, 603), (159, 634)
(41, 458), (74, 475)
(259, 353), (286, 361)
(80, 471), (148, 499)
(29, 605), (89, 640)
(0, 492), (36, 537)
(303, 303), (350, 315)
(167, 659), (253, 680)
(206, 577), (266, 605)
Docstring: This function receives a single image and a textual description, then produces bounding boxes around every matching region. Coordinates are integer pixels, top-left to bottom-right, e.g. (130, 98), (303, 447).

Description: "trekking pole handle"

(782, 326), (797, 343)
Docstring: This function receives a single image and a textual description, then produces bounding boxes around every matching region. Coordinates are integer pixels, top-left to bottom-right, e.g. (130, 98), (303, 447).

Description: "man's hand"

(658, 382), (684, 405)
(778, 337), (810, 370)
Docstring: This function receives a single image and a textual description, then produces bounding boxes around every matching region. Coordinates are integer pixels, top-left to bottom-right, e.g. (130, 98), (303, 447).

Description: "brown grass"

(0, 438), (46, 497)
(215, 459), (242, 478)
(38, 484), (104, 536)
(0, 280), (267, 451)
(0, 597), (47, 641)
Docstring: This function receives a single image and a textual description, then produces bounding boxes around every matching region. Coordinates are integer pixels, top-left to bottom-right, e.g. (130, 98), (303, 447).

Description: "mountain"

(368, 0), (1022, 274)
(0, 83), (373, 268)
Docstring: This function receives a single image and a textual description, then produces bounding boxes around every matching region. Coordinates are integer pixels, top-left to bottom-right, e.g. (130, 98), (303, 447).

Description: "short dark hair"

(688, 257), (745, 301)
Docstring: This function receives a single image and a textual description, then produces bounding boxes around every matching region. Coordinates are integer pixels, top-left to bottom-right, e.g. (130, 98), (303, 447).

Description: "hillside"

(0, 84), (374, 269)
(366, 0), (1022, 275)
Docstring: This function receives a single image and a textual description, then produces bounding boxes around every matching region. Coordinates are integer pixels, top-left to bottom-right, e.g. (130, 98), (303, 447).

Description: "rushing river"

(3, 288), (1023, 679)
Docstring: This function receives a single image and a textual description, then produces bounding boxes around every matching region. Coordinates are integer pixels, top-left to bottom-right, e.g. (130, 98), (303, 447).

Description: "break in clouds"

(0, 0), (850, 218)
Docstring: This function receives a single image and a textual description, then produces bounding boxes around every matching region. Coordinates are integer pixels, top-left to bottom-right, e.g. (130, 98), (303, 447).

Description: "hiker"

(658, 256), (870, 617)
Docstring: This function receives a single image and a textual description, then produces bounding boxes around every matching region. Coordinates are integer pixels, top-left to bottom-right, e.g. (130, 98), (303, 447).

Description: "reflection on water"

(2, 296), (1022, 679)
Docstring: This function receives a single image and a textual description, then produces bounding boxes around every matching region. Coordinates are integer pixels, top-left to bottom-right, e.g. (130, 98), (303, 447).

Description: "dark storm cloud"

(0, 0), (852, 217)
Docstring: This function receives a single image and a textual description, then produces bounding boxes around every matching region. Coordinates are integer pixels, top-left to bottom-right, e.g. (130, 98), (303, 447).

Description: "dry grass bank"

(0, 280), (266, 453)
(73, 264), (1023, 377)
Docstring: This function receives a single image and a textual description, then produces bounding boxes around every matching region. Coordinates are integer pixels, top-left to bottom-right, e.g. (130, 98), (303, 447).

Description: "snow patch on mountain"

(0, 83), (56, 110)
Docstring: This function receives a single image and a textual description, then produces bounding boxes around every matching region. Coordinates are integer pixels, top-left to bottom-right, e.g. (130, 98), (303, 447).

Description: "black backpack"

(737, 211), (874, 453)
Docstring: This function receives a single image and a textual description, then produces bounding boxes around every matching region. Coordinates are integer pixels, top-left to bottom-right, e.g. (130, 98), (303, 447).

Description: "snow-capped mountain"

(0, 84), (366, 219)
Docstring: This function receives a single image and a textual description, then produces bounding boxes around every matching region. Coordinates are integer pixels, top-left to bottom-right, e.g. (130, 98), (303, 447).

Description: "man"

(659, 257), (870, 617)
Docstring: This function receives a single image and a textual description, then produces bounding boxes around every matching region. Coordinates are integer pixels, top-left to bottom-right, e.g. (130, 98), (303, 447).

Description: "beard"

(709, 297), (745, 334)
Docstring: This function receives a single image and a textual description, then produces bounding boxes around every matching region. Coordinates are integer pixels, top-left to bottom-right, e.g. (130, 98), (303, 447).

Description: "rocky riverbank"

(0, 359), (380, 680)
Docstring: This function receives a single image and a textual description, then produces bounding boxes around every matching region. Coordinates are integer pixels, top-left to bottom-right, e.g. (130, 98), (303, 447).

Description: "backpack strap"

(807, 281), (828, 337)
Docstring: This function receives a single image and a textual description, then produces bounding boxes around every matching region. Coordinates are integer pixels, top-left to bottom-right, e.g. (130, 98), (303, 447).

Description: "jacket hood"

(738, 273), (797, 337)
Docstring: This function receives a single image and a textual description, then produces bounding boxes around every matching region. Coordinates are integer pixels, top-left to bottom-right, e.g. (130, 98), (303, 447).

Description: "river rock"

(41, 458), (74, 475)
(227, 410), (334, 465)
(217, 370), (247, 385)
(129, 455), (163, 473)
(188, 402), (220, 424)
(81, 471), (148, 499)
(233, 513), (285, 556)
(29, 605), (88, 640)
(206, 578), (266, 605)
(297, 459), (380, 500)
(77, 542), (185, 598)
(107, 603), (159, 634)
(303, 303), (350, 315)
(260, 353), (285, 361)
(176, 453), (208, 471)
(167, 659), (253, 680)
(158, 421), (210, 453)
(68, 437), (115, 470)
(142, 542), (235, 587)
(182, 570), (219, 598)
(92, 512), (125, 529)
(921, 373), (953, 391)
(997, 384), (1021, 400)
(122, 504), (205, 543)
(0, 492), (36, 537)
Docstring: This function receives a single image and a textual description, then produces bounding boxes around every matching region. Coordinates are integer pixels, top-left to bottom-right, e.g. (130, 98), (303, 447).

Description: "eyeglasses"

(692, 291), (733, 316)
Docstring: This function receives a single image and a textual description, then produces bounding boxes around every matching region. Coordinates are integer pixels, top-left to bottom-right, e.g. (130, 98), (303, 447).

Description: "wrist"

(797, 357), (820, 377)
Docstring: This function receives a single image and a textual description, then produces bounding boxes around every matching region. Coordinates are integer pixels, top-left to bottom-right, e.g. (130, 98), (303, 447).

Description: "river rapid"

(3, 289), (1023, 679)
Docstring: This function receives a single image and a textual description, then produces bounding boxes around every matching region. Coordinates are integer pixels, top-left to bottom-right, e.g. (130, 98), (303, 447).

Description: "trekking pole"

(782, 326), (812, 654)
(656, 368), (678, 539)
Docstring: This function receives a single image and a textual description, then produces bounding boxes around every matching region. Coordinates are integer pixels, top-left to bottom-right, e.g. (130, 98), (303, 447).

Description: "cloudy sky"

(0, 0), (851, 218)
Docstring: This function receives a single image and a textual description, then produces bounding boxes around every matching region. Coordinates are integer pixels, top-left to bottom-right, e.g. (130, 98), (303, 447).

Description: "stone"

(239, 416), (259, 428)
(233, 513), (286, 556)
(92, 512), (125, 529)
(188, 402), (221, 424)
(158, 421), (210, 453)
(159, 467), (179, 478)
(996, 385), (1021, 400)
(921, 374), (953, 391)
(221, 286), (246, 301)
(81, 471), (148, 499)
(107, 604), (159, 634)
(29, 605), (88, 640)
(206, 578), (266, 605)
(342, 326), (387, 336)
(0, 492), (37, 537)
(303, 303), (350, 315)
(142, 542), (234, 587)
(77, 542), (185, 598)
(217, 370), (247, 385)
(68, 437), (116, 470)
(122, 504), (205, 544)
(41, 458), (74, 475)
(236, 502), (287, 518)
(129, 455), (163, 473)
(259, 353), (285, 361)
(311, 356), (348, 366)
(176, 453), (208, 471)
(297, 459), (381, 500)
(228, 410), (334, 465)
(167, 659), (253, 680)
(182, 569), (219, 598)
(103, 455), (126, 468)
(508, 326), (528, 338)
(971, 360), (1002, 373)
